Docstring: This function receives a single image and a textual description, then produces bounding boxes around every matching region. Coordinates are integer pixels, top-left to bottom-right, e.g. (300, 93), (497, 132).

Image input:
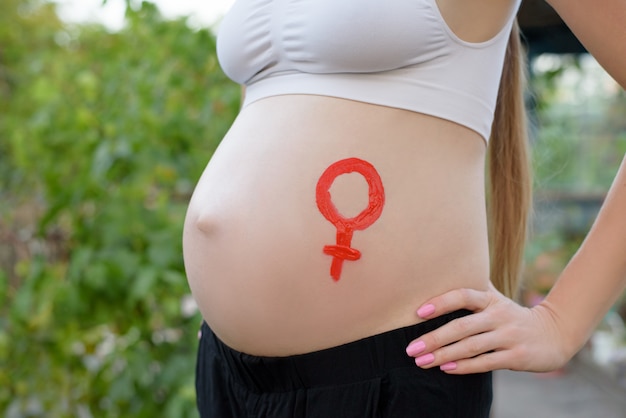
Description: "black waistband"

(200, 309), (472, 393)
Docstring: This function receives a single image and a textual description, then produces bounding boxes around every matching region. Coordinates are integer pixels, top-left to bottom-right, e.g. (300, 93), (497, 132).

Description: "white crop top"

(217, 0), (522, 141)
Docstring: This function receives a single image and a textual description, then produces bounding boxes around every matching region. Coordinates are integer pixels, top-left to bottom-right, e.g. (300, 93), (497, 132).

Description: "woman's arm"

(405, 0), (626, 372)
(407, 154), (626, 373)
(548, 0), (626, 88)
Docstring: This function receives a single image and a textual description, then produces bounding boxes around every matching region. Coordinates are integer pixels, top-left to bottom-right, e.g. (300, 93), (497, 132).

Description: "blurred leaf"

(1, 0), (237, 416)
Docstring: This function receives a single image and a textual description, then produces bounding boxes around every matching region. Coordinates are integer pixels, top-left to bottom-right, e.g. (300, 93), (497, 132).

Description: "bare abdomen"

(183, 96), (490, 356)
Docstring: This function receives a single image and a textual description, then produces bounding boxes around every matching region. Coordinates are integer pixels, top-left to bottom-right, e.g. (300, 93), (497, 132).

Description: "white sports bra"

(217, 0), (522, 141)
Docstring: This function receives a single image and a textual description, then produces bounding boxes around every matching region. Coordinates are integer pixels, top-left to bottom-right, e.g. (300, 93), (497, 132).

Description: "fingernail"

(415, 353), (435, 367)
(406, 341), (426, 356)
(440, 362), (457, 371)
(417, 304), (435, 318)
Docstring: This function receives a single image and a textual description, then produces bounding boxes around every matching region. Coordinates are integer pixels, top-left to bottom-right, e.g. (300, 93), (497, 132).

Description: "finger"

(407, 310), (494, 357)
(416, 288), (493, 320)
(438, 349), (517, 375)
(419, 330), (500, 369)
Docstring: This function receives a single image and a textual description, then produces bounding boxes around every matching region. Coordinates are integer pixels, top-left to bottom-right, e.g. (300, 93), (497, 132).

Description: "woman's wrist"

(532, 300), (582, 367)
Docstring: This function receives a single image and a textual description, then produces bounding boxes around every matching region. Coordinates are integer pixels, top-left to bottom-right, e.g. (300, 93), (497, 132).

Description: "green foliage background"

(531, 56), (626, 193)
(1, 1), (239, 416)
(524, 55), (626, 295)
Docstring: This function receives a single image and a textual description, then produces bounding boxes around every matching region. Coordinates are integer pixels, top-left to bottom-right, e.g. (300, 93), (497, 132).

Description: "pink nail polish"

(417, 304), (435, 318)
(440, 362), (457, 371)
(415, 353), (435, 367)
(405, 341), (426, 356)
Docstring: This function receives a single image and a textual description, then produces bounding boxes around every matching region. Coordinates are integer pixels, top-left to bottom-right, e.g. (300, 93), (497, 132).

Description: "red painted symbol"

(316, 158), (385, 281)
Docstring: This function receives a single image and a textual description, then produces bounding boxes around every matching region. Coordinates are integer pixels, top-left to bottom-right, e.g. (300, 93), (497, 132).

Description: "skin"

(184, 96), (491, 356)
(436, 0), (519, 42)
(407, 0), (626, 374)
(186, 0), (529, 357)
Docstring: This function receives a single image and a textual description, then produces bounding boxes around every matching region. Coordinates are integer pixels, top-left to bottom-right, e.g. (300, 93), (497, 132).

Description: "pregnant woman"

(183, 0), (626, 416)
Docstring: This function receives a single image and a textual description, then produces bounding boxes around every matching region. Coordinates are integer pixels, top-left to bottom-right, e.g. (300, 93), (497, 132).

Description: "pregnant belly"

(183, 96), (491, 356)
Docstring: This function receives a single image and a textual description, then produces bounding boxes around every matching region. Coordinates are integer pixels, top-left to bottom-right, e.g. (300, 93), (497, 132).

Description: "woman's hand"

(405, 286), (578, 374)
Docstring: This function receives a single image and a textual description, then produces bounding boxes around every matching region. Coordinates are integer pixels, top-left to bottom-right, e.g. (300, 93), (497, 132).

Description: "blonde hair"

(487, 21), (532, 299)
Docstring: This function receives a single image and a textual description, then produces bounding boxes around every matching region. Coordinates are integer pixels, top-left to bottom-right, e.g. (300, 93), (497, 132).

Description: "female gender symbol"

(316, 157), (385, 281)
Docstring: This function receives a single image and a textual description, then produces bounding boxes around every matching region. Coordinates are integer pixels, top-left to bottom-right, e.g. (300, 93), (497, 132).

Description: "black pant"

(196, 310), (492, 417)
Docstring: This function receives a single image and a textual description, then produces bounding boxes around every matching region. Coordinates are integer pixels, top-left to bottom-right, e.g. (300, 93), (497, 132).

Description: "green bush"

(1, 1), (239, 416)
(524, 56), (626, 298)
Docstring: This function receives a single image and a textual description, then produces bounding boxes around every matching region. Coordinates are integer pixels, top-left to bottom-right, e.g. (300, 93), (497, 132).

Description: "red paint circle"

(316, 158), (385, 232)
